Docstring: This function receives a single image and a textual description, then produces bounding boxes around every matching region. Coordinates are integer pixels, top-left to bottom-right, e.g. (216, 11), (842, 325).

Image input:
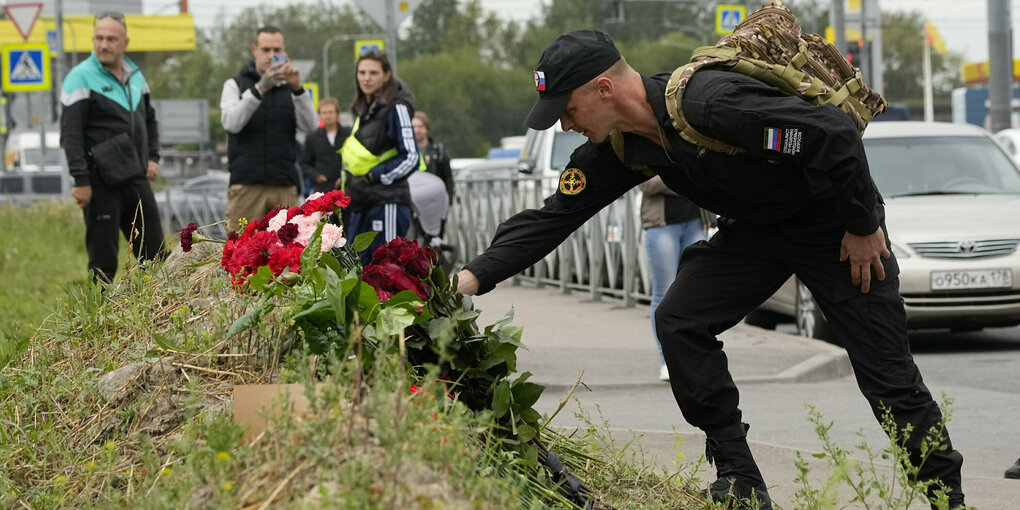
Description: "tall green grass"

(0, 201), (88, 341)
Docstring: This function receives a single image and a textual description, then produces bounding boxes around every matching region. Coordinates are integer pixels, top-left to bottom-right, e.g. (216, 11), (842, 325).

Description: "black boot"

(1006, 458), (1020, 479)
(700, 423), (773, 510)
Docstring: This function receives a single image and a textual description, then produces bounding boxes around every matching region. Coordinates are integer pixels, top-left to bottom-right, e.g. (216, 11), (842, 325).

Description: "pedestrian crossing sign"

(716, 4), (746, 35)
(2, 43), (50, 92)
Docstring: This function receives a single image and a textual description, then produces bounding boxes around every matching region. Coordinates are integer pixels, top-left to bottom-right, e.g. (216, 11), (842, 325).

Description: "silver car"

(749, 121), (1020, 340)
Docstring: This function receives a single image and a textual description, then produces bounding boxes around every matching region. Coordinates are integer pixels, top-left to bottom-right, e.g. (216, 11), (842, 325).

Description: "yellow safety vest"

(339, 117), (425, 178)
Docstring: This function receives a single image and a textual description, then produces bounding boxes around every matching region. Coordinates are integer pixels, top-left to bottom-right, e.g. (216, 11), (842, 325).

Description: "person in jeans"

(60, 12), (164, 282)
(639, 175), (707, 381)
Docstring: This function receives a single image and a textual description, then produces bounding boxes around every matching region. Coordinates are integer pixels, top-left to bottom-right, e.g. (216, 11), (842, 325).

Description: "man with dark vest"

(220, 26), (318, 231)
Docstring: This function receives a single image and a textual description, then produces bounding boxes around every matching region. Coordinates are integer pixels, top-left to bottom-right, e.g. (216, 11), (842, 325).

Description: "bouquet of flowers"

(218, 190), (351, 288)
(179, 189), (543, 448)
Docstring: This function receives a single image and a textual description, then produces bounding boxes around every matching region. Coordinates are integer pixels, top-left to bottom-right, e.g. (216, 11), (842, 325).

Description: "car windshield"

(865, 136), (1020, 197)
(550, 131), (587, 171)
(22, 148), (65, 166)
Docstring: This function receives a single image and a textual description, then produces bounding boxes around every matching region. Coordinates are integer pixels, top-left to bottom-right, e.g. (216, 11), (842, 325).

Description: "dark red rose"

(180, 222), (198, 252)
(362, 260), (429, 301)
(397, 241), (436, 279)
(371, 237), (406, 264)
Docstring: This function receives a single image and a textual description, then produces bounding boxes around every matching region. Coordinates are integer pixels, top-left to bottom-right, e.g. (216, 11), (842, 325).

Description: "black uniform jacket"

(465, 70), (885, 295)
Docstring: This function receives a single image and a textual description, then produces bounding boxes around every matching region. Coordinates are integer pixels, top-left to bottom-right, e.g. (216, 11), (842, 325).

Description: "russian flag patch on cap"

(534, 71), (546, 91)
(764, 127), (782, 152)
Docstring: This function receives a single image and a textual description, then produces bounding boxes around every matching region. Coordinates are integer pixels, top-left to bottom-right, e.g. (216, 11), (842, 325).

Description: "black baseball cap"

(525, 30), (622, 130)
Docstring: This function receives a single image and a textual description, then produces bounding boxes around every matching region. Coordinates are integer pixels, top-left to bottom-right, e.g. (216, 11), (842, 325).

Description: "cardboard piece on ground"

(233, 384), (313, 444)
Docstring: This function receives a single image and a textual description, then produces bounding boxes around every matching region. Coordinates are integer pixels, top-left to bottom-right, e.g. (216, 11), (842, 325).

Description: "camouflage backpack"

(664, 0), (888, 155)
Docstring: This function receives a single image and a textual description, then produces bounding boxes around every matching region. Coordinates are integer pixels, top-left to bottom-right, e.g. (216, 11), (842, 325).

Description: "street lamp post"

(321, 32), (387, 100)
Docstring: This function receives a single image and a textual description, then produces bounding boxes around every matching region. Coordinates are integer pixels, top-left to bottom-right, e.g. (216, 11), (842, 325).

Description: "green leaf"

(355, 281), (381, 323)
(516, 423), (536, 442)
(510, 381), (544, 410)
(151, 332), (192, 353)
(484, 307), (516, 334)
(322, 268), (347, 325)
(375, 306), (416, 338)
(352, 231), (378, 253)
(227, 301), (274, 337)
(289, 300), (333, 322)
(477, 342), (517, 371)
(301, 222), (325, 271)
(320, 251), (343, 275)
(491, 381), (511, 418)
(379, 289), (422, 307)
(307, 266), (326, 294)
(247, 265), (275, 292)
(520, 407), (541, 424)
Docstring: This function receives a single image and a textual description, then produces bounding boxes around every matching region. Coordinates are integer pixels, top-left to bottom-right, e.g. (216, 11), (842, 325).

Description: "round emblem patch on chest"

(558, 168), (586, 195)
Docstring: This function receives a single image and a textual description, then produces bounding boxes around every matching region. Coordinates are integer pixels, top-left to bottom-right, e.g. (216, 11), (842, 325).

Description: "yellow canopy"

(0, 14), (195, 53)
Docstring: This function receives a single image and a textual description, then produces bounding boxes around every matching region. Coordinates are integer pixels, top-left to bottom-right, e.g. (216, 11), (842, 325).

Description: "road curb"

(732, 324), (853, 384)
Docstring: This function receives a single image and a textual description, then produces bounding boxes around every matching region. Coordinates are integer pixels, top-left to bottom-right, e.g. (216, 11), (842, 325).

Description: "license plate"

(930, 269), (1013, 290)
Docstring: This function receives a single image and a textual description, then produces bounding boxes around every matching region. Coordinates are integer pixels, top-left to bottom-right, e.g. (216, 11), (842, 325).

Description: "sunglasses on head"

(95, 11), (125, 23)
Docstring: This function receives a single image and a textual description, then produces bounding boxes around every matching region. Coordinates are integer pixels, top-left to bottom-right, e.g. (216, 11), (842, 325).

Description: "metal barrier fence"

(447, 173), (652, 307)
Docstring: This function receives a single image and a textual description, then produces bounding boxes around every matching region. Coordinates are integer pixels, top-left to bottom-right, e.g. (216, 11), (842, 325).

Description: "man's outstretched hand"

(455, 269), (479, 295)
(840, 227), (891, 293)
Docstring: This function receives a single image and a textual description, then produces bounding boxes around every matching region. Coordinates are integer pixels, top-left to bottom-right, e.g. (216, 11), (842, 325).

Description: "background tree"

(880, 10), (963, 113)
(143, 1), (964, 156)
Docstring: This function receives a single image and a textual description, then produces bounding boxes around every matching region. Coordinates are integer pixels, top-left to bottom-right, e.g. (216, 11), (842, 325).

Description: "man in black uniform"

(455, 31), (965, 509)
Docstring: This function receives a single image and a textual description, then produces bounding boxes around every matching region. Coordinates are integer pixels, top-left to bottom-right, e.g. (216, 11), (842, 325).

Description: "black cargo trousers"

(654, 216), (964, 496)
(82, 175), (164, 282)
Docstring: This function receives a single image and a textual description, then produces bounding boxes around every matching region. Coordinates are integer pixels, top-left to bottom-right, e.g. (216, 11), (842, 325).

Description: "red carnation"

(277, 222), (299, 245)
(268, 244), (303, 275)
(180, 222), (198, 252)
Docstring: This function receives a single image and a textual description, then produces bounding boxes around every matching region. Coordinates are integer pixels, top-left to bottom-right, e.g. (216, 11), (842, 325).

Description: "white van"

(515, 120), (587, 196)
(4, 131), (64, 172)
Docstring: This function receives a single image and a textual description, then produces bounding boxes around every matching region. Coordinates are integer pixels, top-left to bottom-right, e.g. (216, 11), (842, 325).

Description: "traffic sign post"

(715, 4), (746, 35)
(2, 43), (51, 92)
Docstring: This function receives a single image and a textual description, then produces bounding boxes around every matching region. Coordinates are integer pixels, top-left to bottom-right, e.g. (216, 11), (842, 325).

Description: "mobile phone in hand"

(271, 53), (286, 66)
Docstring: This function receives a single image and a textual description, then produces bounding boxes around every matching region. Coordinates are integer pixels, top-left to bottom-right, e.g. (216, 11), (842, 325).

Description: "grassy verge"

(0, 220), (962, 509)
(0, 201), (88, 342)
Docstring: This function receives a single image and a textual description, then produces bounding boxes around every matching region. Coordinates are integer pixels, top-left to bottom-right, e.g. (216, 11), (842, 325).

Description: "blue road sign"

(46, 29), (58, 53)
(2, 44), (50, 91)
(716, 4), (747, 35)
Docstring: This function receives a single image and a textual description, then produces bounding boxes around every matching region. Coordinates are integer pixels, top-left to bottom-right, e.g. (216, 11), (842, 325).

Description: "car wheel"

(795, 280), (836, 343)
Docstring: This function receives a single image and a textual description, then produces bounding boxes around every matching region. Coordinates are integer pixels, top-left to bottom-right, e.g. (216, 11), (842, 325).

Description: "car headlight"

(890, 241), (910, 259)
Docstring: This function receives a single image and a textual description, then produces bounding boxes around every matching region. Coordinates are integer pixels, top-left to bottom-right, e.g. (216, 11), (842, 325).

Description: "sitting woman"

(340, 49), (420, 264)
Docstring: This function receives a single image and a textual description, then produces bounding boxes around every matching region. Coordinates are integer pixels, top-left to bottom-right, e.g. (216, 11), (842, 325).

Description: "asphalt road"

(474, 284), (1020, 507)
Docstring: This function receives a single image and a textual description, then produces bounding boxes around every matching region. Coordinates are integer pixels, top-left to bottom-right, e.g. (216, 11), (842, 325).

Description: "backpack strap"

(664, 61), (745, 155)
(608, 128), (655, 176)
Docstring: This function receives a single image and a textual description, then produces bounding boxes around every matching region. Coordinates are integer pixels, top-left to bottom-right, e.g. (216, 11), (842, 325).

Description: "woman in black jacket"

(299, 97), (349, 194)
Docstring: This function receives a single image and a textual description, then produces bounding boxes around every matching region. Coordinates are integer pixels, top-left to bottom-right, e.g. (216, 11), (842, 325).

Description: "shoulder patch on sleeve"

(558, 168), (586, 195)
(763, 125), (803, 157)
